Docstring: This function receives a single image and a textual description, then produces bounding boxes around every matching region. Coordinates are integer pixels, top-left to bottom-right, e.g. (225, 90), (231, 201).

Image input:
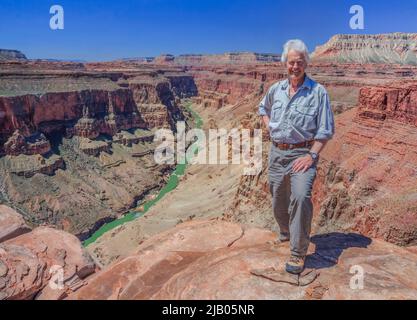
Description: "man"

(258, 39), (335, 274)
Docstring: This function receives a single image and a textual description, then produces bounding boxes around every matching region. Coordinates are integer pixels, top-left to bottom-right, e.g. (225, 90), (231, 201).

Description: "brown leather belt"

(273, 140), (314, 150)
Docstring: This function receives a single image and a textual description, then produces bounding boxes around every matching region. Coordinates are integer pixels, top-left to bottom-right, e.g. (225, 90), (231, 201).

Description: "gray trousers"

(268, 144), (317, 257)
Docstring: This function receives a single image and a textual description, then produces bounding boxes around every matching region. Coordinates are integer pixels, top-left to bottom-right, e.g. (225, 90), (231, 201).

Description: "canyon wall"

(0, 64), (198, 237)
(313, 81), (417, 245)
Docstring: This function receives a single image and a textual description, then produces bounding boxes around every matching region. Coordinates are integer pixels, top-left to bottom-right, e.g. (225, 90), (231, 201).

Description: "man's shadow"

(305, 232), (372, 269)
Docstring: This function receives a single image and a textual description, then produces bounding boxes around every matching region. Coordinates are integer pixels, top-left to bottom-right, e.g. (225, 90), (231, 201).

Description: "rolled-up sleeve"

(314, 88), (335, 141)
(258, 85), (274, 117)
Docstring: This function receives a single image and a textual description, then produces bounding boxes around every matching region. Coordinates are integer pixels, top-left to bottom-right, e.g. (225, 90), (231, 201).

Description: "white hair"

(281, 39), (310, 64)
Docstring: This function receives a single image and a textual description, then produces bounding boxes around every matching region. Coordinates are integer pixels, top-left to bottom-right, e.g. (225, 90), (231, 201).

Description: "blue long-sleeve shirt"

(258, 75), (335, 144)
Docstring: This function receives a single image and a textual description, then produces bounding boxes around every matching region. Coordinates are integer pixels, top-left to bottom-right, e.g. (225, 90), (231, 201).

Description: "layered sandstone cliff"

(313, 81), (417, 245)
(312, 33), (417, 65)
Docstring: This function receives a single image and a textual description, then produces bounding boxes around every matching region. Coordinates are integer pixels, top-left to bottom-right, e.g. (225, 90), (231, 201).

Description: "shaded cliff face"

(312, 33), (417, 65)
(0, 88), (147, 153)
(0, 63), (198, 237)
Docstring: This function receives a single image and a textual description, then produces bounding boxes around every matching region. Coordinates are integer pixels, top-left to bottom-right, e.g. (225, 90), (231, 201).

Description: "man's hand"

(262, 115), (270, 132)
(292, 154), (314, 173)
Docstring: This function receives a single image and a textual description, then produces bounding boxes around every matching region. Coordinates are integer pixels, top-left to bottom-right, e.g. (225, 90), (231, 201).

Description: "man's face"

(286, 50), (307, 82)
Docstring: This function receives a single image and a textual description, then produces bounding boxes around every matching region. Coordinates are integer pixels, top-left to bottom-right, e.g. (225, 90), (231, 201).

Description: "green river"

(83, 102), (203, 247)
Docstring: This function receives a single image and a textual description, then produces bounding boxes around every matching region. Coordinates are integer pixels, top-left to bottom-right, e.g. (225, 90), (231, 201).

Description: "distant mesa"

(153, 54), (176, 64)
(117, 52), (281, 66)
(0, 49), (27, 61)
(151, 52), (281, 65)
(34, 58), (88, 63)
(120, 57), (154, 63)
(311, 33), (417, 65)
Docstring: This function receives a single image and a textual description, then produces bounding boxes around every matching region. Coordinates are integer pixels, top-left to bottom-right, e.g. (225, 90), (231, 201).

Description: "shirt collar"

(282, 74), (312, 91)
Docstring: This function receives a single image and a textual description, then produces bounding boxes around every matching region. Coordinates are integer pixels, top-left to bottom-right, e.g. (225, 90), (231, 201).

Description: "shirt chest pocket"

(293, 101), (318, 117)
(290, 100), (318, 130)
(271, 101), (284, 122)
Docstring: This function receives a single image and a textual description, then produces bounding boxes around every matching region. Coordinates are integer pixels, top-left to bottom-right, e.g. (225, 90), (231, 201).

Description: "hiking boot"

(285, 255), (305, 274)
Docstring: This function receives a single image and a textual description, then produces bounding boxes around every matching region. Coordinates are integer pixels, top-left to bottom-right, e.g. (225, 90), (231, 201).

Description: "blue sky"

(1, 0), (417, 61)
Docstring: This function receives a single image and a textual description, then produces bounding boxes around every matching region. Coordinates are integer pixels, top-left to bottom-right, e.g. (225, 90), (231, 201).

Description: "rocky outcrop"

(69, 220), (417, 300)
(0, 219), (95, 300)
(0, 205), (31, 242)
(0, 49), (27, 61)
(77, 138), (112, 157)
(4, 130), (51, 156)
(356, 81), (417, 126)
(2, 154), (65, 178)
(312, 33), (417, 65)
(112, 129), (154, 146)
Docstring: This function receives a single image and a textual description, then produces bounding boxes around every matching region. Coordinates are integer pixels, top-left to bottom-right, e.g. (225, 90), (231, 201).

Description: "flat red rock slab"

(250, 267), (319, 287)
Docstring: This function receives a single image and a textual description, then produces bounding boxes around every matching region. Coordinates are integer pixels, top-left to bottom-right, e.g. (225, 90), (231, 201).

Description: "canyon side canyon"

(1, 33), (417, 300)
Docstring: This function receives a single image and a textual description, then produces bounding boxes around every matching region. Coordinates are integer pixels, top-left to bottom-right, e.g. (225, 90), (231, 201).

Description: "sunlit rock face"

(312, 33), (417, 65)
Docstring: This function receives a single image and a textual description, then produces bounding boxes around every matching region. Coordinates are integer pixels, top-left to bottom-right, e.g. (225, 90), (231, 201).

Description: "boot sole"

(285, 263), (304, 274)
